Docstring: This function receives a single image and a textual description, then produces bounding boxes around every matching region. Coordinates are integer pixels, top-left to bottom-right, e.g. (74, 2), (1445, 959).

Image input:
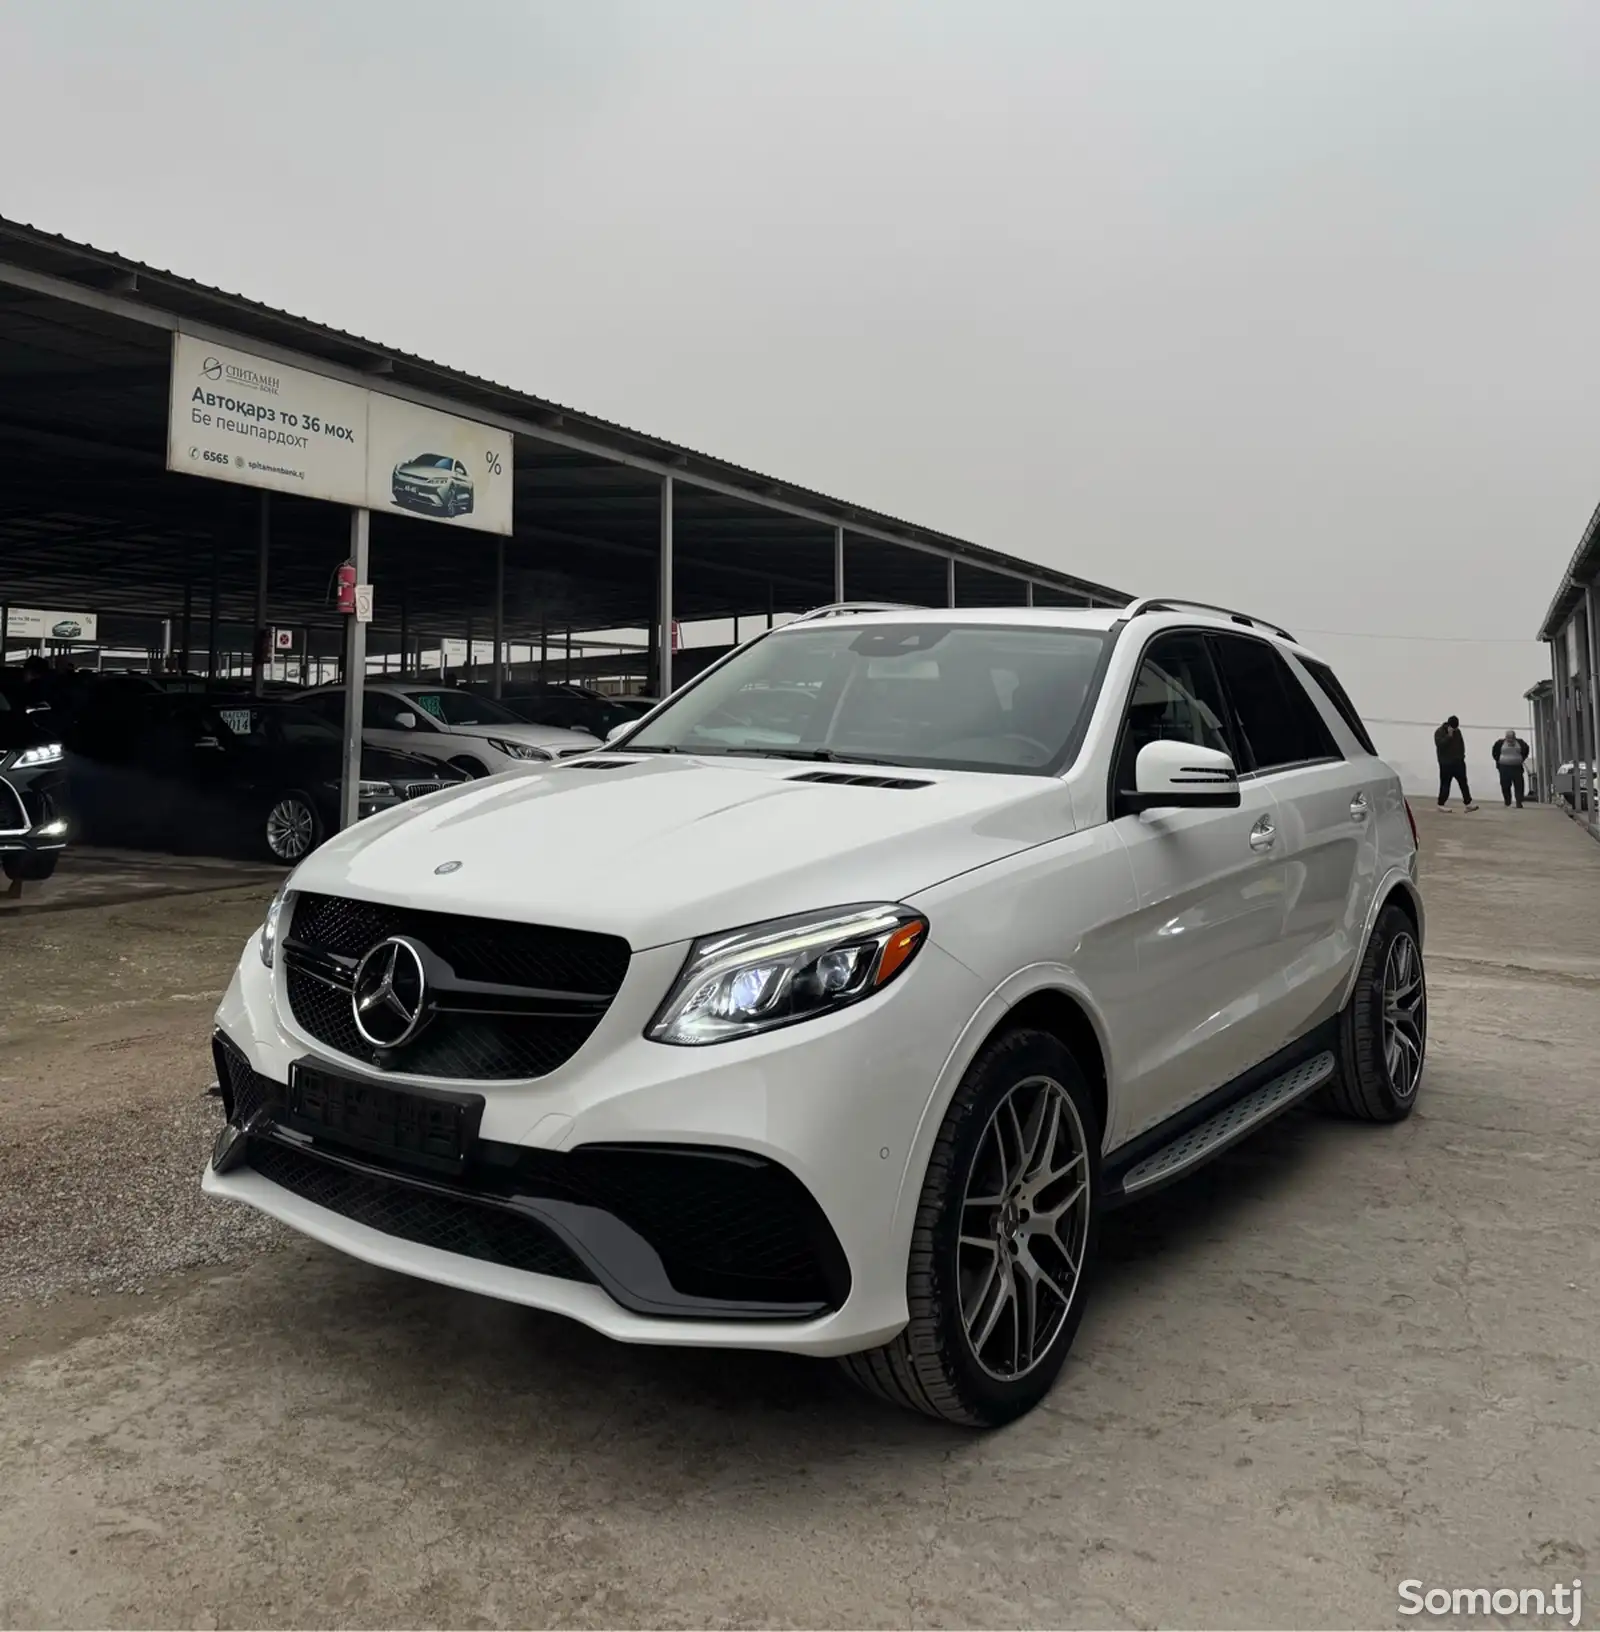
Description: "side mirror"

(604, 722), (629, 744)
(1123, 740), (1241, 814)
(394, 711), (418, 730)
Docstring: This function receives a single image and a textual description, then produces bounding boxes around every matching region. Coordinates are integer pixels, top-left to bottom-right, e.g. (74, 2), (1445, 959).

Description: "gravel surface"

(0, 1088), (285, 1306)
(0, 872), (286, 1309)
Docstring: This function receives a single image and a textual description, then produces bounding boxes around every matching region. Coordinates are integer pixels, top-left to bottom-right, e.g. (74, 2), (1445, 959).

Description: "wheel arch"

(1338, 868), (1426, 1013)
(891, 966), (1114, 1239)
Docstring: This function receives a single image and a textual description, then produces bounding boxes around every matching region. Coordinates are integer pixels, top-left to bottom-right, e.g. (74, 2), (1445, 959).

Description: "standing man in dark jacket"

(1435, 716), (1477, 810)
(1492, 727), (1530, 808)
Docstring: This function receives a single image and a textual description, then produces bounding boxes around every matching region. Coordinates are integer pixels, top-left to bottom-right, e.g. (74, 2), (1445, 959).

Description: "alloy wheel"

(266, 797), (316, 862)
(958, 1075), (1092, 1381)
(1381, 931), (1426, 1098)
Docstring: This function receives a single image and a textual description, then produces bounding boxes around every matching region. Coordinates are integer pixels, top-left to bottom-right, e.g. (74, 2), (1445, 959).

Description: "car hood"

(287, 755), (1075, 948)
(395, 462), (451, 479)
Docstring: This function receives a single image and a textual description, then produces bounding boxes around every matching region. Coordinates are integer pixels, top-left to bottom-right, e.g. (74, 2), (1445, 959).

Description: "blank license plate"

(286, 1062), (484, 1176)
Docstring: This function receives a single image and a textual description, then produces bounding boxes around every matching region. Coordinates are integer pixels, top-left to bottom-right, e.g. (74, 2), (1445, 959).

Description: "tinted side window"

(1113, 632), (1236, 794)
(1210, 635), (1340, 771)
(1299, 657), (1377, 755)
(365, 692), (425, 731)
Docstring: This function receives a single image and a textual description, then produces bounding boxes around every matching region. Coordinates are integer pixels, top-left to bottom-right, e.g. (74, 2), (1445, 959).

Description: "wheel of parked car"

(263, 792), (323, 864)
(1326, 902), (1426, 1123)
(448, 755), (487, 778)
(2, 852), (58, 884)
(839, 1029), (1101, 1427)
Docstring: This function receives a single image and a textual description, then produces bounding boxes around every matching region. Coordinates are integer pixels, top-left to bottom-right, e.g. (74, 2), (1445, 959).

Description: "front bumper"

(204, 928), (985, 1354)
(392, 481), (448, 512)
(0, 770), (68, 855)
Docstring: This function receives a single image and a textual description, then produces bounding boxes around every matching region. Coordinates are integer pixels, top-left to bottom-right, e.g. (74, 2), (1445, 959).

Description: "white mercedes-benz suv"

(204, 598), (1425, 1426)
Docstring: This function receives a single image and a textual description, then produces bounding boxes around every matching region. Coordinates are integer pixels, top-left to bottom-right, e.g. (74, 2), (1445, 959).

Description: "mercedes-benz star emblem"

(434, 860), (462, 875)
(351, 936), (429, 1049)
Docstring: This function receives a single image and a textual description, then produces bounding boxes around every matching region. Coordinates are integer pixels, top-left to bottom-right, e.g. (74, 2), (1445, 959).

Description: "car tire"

(263, 791), (323, 864)
(1326, 901), (1426, 1123)
(838, 1028), (1101, 1427)
(2, 852), (58, 883)
(448, 755), (488, 778)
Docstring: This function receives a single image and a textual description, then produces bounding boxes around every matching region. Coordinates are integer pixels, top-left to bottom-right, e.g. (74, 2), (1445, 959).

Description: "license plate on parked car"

(286, 1062), (485, 1176)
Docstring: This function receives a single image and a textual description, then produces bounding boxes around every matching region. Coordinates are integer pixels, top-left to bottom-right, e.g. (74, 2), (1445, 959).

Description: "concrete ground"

(0, 806), (1595, 1629)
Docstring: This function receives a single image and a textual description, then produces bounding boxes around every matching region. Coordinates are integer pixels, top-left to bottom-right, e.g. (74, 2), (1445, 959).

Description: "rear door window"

(1298, 657), (1378, 755)
(1209, 635), (1340, 773)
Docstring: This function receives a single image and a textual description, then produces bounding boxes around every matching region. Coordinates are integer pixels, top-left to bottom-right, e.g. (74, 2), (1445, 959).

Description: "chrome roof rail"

(786, 601), (924, 624)
(1118, 597), (1296, 642)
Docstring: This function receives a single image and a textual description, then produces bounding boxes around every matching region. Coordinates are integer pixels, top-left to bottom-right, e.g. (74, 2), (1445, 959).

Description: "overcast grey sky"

(2, 0), (1595, 770)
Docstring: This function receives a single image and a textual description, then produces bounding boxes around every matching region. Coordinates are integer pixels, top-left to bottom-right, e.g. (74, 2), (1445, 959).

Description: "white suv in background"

(294, 682), (598, 776)
(205, 599), (1425, 1426)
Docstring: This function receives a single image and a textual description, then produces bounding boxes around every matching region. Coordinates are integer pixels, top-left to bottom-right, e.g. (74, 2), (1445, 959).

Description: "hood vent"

(787, 769), (932, 790)
(560, 757), (634, 771)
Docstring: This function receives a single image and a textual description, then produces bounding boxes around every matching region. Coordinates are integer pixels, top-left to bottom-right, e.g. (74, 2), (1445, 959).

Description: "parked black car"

(498, 685), (658, 739)
(66, 693), (466, 863)
(0, 687), (69, 884)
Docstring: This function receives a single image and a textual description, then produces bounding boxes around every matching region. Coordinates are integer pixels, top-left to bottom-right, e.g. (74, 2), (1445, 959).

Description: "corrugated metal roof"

(1539, 495), (1600, 641)
(0, 214), (1127, 606)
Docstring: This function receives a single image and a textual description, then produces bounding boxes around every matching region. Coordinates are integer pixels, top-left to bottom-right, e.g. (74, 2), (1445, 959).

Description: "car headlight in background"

(14, 742), (63, 767)
(487, 738), (548, 761)
(259, 882), (292, 969)
(647, 903), (928, 1046)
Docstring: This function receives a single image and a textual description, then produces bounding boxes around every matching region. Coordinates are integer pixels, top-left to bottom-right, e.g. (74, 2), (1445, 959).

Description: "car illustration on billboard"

(390, 453), (474, 518)
(51, 620), (83, 639)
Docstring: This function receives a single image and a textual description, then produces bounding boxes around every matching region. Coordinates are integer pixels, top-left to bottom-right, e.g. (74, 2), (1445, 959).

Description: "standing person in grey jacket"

(1435, 716), (1477, 810)
(1492, 727), (1530, 808)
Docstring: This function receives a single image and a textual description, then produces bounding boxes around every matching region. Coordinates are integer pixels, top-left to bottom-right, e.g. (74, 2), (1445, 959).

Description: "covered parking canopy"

(0, 215), (1127, 823)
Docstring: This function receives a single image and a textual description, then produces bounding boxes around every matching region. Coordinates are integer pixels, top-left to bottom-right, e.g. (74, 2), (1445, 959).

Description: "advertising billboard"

(167, 334), (513, 534)
(5, 607), (99, 642)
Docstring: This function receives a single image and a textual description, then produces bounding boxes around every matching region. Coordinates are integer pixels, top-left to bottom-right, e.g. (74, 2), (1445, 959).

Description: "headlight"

(358, 779), (392, 799)
(487, 738), (545, 760)
(15, 742), (63, 767)
(647, 903), (928, 1046)
(260, 883), (292, 969)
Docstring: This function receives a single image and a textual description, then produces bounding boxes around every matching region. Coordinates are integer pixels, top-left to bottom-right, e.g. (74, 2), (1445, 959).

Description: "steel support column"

(1026, 582), (1035, 608)
(206, 541), (221, 681)
(659, 474), (674, 697)
(833, 525), (845, 603)
(946, 556), (957, 608)
(492, 537), (505, 699)
(1585, 587), (1600, 826)
(340, 509), (370, 832)
(251, 493), (271, 696)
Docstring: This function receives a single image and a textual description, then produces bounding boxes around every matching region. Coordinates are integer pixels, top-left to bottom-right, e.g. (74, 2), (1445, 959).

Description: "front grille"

(246, 1139), (592, 1283)
(285, 964), (600, 1078)
(284, 892), (629, 1081)
(404, 781), (448, 799)
(290, 892), (629, 993)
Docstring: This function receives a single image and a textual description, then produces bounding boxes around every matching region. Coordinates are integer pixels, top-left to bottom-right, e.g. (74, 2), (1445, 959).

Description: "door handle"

(1350, 793), (1370, 822)
(1248, 816), (1277, 853)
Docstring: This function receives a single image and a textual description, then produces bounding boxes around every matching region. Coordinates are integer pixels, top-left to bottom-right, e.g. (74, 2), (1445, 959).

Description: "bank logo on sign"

(202, 356), (223, 380)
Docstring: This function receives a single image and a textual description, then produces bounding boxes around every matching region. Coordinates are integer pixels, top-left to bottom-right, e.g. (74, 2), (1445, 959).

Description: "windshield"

(624, 623), (1110, 773)
(403, 690), (522, 727)
(408, 454), (453, 469)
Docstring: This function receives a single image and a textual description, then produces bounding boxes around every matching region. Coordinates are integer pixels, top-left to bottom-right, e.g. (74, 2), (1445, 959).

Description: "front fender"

(889, 963), (1117, 1240)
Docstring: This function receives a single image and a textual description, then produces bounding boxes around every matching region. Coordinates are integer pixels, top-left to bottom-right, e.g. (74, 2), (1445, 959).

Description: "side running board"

(1117, 1050), (1336, 1198)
